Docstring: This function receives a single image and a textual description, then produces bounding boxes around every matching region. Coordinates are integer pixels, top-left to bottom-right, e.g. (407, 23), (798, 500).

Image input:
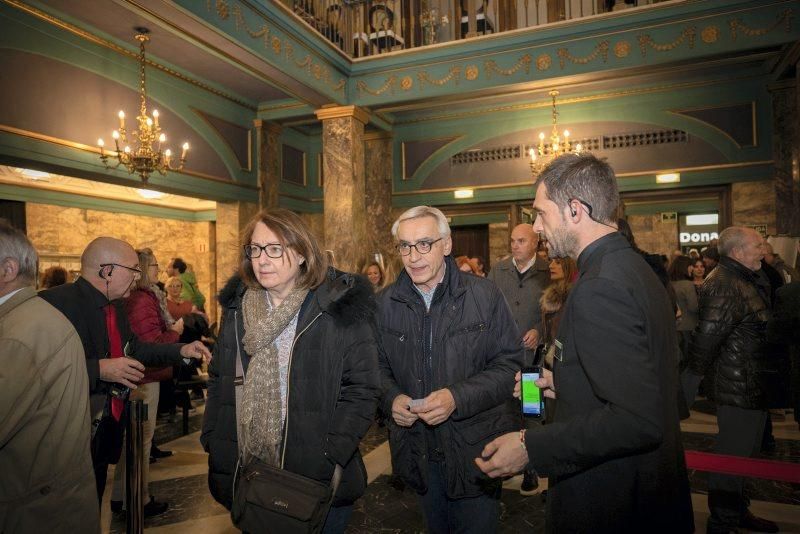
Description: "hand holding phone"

(521, 366), (544, 418)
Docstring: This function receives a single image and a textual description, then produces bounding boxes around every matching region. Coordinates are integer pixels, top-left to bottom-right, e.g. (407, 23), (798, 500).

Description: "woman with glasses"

(201, 209), (380, 533)
(110, 248), (183, 517)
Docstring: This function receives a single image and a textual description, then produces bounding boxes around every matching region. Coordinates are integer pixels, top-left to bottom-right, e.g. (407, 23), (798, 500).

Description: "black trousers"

(707, 405), (767, 532)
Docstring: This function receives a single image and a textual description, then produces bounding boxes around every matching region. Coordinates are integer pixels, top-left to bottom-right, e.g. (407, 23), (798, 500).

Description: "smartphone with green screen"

(521, 366), (544, 418)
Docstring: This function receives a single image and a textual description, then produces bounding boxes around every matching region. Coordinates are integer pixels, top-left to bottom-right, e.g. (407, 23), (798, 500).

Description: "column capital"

(253, 119), (282, 134)
(315, 105), (370, 125)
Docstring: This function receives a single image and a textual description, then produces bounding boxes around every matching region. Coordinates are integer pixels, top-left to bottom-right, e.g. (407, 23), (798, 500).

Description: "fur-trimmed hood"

(218, 268), (375, 328)
(540, 282), (570, 315)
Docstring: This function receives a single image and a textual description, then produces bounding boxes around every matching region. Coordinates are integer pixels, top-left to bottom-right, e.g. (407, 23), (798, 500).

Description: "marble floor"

(101, 398), (800, 533)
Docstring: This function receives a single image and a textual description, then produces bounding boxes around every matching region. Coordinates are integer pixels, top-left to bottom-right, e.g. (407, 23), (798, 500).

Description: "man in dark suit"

(475, 154), (693, 532)
(40, 237), (210, 502)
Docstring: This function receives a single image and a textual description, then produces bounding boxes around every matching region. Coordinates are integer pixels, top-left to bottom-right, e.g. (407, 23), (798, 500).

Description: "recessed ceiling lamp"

(454, 189), (474, 199)
(136, 188), (165, 199)
(17, 168), (51, 179)
(656, 172), (680, 184)
(686, 213), (718, 226)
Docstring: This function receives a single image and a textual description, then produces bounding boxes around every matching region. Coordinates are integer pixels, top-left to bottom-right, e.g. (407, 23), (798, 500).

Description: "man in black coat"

(376, 206), (522, 533)
(476, 154), (693, 533)
(769, 281), (800, 429)
(40, 237), (210, 501)
(686, 227), (781, 533)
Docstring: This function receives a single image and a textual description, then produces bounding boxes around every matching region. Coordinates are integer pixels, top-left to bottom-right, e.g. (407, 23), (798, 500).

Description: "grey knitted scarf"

(240, 286), (307, 466)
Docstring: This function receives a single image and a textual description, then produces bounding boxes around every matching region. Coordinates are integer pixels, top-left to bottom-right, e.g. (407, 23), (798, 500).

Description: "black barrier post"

(126, 400), (146, 534)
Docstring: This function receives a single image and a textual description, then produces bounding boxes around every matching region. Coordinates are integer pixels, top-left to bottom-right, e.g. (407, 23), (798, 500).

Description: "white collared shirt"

(512, 256), (536, 275)
(0, 287), (24, 307)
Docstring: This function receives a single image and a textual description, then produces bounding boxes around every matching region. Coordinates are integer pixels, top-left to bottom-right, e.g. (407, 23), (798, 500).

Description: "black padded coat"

(200, 270), (380, 509)
(688, 256), (776, 409)
(376, 255), (523, 499)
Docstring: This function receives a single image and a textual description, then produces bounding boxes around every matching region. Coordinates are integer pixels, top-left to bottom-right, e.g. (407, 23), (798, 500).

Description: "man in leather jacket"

(686, 226), (779, 534)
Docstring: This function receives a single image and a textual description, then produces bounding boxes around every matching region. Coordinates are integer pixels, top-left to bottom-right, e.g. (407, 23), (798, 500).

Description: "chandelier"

(528, 90), (583, 177)
(98, 29), (189, 185)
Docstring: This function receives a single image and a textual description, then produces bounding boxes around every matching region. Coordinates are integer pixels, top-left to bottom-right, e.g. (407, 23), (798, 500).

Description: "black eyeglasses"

(396, 238), (443, 256)
(100, 263), (142, 279)
(244, 243), (285, 259)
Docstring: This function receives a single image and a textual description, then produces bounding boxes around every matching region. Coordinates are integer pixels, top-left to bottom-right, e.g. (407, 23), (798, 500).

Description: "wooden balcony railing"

(286, 0), (670, 57)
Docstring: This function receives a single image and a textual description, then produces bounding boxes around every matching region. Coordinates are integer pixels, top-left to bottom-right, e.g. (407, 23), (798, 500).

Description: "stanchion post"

(126, 399), (146, 534)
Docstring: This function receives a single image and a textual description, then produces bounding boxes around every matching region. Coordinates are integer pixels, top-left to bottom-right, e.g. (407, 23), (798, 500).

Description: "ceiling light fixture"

(18, 168), (51, 179)
(528, 90), (583, 177)
(454, 189), (474, 199)
(136, 188), (165, 199)
(656, 172), (680, 184)
(98, 28), (189, 185)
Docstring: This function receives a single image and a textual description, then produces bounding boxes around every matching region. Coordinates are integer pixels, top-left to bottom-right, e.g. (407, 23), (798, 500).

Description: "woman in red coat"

(110, 248), (183, 517)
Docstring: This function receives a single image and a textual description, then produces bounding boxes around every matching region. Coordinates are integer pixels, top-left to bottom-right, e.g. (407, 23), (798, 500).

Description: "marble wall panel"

(299, 213), (325, 248)
(364, 134), (394, 276)
(732, 181), (777, 235)
(322, 116), (366, 272)
(488, 222), (511, 271)
(627, 214), (678, 258)
(215, 200), (258, 318)
(257, 121), (281, 209)
(771, 85), (800, 235)
(26, 203), (215, 316)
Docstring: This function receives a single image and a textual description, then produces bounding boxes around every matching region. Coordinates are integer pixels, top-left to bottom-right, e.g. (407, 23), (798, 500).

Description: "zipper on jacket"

(280, 312), (323, 468)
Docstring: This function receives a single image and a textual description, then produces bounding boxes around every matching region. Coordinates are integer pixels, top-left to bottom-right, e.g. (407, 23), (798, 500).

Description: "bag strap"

(234, 310), (246, 454)
(232, 309), (343, 494)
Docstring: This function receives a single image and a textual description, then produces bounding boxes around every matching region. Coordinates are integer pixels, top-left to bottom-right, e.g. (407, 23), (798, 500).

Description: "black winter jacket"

(200, 270), (380, 509)
(376, 256), (523, 498)
(688, 256), (775, 409)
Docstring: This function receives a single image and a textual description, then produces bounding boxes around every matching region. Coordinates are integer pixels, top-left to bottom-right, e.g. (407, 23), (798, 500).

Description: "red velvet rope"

(685, 450), (800, 483)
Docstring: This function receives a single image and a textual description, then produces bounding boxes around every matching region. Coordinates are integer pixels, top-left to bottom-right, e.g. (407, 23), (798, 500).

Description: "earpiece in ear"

(570, 205), (577, 217)
(98, 267), (106, 279)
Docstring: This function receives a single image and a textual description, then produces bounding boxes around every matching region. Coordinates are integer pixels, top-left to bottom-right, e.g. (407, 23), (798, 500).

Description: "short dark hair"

(701, 246), (720, 262)
(535, 153), (619, 224)
(668, 255), (692, 282)
(41, 265), (68, 288)
(172, 258), (187, 273)
(240, 209), (328, 291)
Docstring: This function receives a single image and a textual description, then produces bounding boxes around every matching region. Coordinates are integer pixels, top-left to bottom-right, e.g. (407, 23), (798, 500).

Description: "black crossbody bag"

(230, 311), (341, 533)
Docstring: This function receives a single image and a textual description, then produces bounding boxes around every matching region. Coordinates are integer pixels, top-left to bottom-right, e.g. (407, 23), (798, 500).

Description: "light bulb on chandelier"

(528, 90), (583, 177)
(97, 28), (190, 186)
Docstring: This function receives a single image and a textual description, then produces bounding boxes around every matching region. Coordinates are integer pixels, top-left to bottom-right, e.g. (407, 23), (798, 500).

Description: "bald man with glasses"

(40, 237), (211, 502)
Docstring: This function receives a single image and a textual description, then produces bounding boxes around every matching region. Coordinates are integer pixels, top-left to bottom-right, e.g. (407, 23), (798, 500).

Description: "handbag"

(231, 459), (341, 533)
(230, 310), (341, 533)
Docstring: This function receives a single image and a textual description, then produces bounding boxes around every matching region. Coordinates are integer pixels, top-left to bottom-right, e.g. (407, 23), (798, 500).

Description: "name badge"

(554, 338), (564, 362)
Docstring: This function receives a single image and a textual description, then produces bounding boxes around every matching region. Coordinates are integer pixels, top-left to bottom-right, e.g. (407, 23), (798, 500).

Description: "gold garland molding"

(484, 54), (531, 79)
(357, 76), (398, 97)
(208, 1), (345, 94)
(557, 41), (609, 69)
(638, 27), (696, 57)
(729, 8), (793, 40)
(418, 67), (462, 89)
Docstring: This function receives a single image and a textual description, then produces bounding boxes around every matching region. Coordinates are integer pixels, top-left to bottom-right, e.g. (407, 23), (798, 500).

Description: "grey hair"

(535, 153), (619, 224)
(391, 206), (451, 239)
(0, 219), (38, 285)
(718, 227), (757, 257)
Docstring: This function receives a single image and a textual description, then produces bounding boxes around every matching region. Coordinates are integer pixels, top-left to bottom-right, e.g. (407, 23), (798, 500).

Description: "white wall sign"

(680, 232), (719, 244)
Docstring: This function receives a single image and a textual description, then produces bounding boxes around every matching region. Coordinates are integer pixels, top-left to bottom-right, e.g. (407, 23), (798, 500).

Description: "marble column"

(771, 79), (800, 235)
(255, 120), (281, 210)
(215, 200), (259, 317)
(363, 131), (395, 276)
(315, 105), (370, 273)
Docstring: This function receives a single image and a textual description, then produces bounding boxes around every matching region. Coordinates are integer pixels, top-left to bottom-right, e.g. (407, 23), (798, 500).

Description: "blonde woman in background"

(362, 261), (386, 290)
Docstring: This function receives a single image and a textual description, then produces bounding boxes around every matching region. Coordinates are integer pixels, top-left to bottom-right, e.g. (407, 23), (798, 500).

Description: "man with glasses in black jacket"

(376, 206), (522, 533)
